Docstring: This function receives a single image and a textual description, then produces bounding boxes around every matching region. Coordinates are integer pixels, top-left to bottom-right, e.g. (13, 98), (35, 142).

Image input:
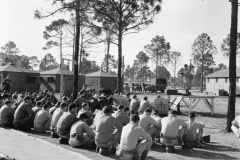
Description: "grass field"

(26, 93), (240, 160)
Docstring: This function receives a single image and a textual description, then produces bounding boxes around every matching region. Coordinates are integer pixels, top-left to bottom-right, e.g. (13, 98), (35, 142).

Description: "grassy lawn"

(27, 93), (240, 160)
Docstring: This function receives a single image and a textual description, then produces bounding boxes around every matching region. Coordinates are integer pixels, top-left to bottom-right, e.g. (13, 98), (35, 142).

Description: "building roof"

(40, 68), (73, 75)
(206, 68), (240, 78)
(0, 64), (39, 73)
(85, 70), (117, 78)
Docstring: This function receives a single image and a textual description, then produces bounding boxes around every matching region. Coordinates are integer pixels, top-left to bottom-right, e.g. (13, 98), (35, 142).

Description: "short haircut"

(189, 112), (196, 118)
(24, 96), (30, 100)
(131, 114), (140, 123)
(115, 90), (119, 94)
(144, 108), (152, 113)
(79, 113), (88, 120)
(118, 105), (124, 110)
(2, 94), (8, 99)
(46, 101), (52, 106)
(133, 95), (137, 99)
(43, 104), (50, 109)
(184, 64), (188, 66)
(5, 100), (11, 105)
(36, 101), (42, 106)
(168, 110), (177, 115)
(143, 96), (148, 100)
(80, 91), (85, 94)
(153, 109), (159, 115)
(46, 94), (50, 98)
(103, 107), (111, 114)
(126, 92), (130, 96)
(124, 107), (130, 112)
(60, 102), (67, 109)
(68, 103), (77, 111)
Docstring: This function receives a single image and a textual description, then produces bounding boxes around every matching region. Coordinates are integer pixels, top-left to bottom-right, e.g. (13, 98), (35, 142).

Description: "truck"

(150, 77), (167, 93)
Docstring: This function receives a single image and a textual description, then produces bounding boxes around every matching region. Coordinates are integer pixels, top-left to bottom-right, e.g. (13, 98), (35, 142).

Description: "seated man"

(77, 103), (95, 126)
(94, 107), (123, 155)
(231, 115), (240, 138)
(14, 96), (35, 131)
(0, 100), (14, 128)
(139, 109), (161, 139)
(34, 104), (52, 133)
(118, 114), (152, 160)
(56, 103), (78, 144)
(160, 110), (190, 153)
(50, 91), (58, 104)
(32, 101), (43, 114)
(112, 105), (130, 126)
(49, 102), (61, 115)
(124, 107), (130, 116)
(138, 97), (153, 115)
(129, 95), (140, 115)
(73, 91), (87, 113)
(69, 113), (95, 148)
(187, 112), (205, 146)
(50, 102), (67, 138)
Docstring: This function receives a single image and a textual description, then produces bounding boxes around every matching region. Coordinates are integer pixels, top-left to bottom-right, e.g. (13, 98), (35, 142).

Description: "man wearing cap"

(129, 95), (140, 115)
(13, 96), (35, 131)
(69, 113), (95, 148)
(138, 97), (153, 115)
(139, 109), (161, 139)
(160, 110), (190, 152)
(94, 107), (123, 155)
(118, 114), (152, 160)
(0, 100), (14, 128)
(112, 105), (130, 126)
(231, 115), (240, 138)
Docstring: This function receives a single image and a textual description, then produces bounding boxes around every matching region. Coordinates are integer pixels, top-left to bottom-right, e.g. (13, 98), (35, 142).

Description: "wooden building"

(206, 68), (240, 95)
(40, 68), (85, 96)
(0, 64), (40, 93)
(85, 70), (117, 92)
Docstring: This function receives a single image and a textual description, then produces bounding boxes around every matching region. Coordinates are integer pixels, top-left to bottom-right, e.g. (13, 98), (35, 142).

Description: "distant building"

(205, 68), (240, 95)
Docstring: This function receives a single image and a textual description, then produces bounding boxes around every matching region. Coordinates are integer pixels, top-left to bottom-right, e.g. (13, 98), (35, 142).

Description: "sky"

(0, 0), (239, 75)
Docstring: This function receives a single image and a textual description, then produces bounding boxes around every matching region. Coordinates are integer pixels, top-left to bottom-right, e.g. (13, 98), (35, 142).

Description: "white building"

(206, 69), (240, 95)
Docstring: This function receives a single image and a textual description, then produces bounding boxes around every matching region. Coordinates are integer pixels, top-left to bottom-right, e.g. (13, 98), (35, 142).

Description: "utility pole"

(189, 59), (192, 90)
(122, 55), (125, 93)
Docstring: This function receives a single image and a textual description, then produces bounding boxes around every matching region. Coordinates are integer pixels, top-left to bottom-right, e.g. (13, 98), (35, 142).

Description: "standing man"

(180, 64), (191, 96)
(2, 75), (11, 93)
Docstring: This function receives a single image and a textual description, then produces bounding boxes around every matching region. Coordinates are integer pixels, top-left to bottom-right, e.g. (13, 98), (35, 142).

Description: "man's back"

(139, 114), (159, 131)
(70, 120), (94, 136)
(32, 106), (41, 114)
(51, 108), (64, 129)
(112, 111), (130, 126)
(57, 112), (78, 131)
(138, 100), (150, 114)
(130, 99), (139, 110)
(14, 103), (34, 120)
(187, 121), (205, 141)
(120, 123), (151, 151)
(34, 110), (51, 126)
(161, 117), (188, 138)
(0, 105), (14, 125)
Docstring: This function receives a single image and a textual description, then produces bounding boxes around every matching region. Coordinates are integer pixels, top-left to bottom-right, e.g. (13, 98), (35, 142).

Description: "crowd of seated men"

(3, 87), (237, 160)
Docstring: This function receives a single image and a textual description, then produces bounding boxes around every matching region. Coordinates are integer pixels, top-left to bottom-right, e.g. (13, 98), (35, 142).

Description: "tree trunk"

(201, 57), (204, 93)
(106, 32), (110, 73)
(117, 30), (122, 94)
(60, 32), (63, 66)
(155, 53), (158, 93)
(226, 0), (238, 132)
(73, 0), (80, 101)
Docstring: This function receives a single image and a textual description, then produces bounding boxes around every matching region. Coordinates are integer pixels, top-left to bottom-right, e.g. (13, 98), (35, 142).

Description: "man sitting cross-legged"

(160, 110), (190, 153)
(231, 115), (240, 138)
(69, 113), (95, 148)
(117, 114), (152, 160)
(56, 103), (78, 144)
(139, 109), (161, 140)
(77, 103), (95, 126)
(34, 104), (52, 133)
(32, 101), (43, 114)
(14, 96), (35, 131)
(187, 112), (205, 147)
(0, 100), (14, 128)
(112, 105), (130, 126)
(50, 102), (67, 138)
(94, 107), (123, 156)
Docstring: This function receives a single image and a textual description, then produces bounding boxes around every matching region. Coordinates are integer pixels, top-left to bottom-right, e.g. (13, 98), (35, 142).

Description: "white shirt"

(232, 115), (240, 128)
(187, 121), (205, 141)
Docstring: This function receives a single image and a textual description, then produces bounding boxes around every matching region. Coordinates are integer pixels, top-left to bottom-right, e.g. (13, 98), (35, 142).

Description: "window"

(27, 76), (36, 84)
(47, 77), (54, 83)
(216, 78), (218, 83)
(207, 78), (209, 83)
(225, 78), (228, 83)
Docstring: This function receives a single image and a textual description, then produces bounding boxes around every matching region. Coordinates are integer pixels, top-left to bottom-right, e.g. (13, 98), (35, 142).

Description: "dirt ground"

(27, 93), (240, 160)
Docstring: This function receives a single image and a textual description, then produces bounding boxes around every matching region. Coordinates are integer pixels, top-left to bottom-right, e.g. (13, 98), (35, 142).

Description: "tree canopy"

(39, 53), (59, 71)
